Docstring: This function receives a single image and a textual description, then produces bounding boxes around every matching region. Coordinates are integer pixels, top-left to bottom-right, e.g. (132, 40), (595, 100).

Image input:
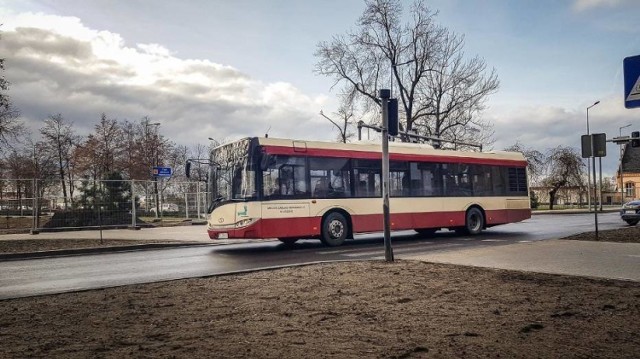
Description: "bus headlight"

(235, 218), (256, 228)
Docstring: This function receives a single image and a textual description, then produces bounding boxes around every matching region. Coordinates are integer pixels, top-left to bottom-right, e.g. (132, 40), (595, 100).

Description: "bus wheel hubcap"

(330, 220), (344, 238)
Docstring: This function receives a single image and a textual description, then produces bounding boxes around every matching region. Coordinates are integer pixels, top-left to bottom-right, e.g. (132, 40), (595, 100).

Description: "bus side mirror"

(185, 161), (191, 178)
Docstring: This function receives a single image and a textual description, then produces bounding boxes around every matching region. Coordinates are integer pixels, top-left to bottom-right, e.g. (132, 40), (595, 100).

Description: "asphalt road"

(0, 212), (632, 299)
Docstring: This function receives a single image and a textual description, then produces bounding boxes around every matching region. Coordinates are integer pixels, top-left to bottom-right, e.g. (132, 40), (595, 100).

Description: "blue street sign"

(623, 55), (640, 109)
(152, 166), (172, 177)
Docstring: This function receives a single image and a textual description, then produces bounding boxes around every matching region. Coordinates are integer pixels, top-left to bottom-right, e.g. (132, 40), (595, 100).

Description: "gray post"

(592, 154), (599, 240)
(31, 179), (39, 234)
(196, 181), (201, 219)
(184, 192), (189, 219)
(620, 144), (625, 204)
(380, 89), (394, 262)
(131, 179), (136, 228)
(599, 157), (603, 211)
(159, 177), (164, 225)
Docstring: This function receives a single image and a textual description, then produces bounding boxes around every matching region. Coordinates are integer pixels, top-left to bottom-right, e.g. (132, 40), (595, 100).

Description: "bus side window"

(313, 177), (330, 197)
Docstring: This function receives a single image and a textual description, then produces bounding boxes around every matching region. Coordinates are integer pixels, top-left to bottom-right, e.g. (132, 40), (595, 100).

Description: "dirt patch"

(1, 261), (639, 358)
(561, 225), (640, 243)
(1, 226), (639, 357)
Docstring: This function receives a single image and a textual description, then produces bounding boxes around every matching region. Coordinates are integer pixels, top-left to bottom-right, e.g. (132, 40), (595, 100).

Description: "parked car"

(620, 200), (640, 226)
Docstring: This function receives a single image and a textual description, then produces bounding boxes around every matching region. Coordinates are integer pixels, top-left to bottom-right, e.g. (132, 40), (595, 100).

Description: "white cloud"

(488, 94), (638, 177)
(0, 12), (331, 147)
(573, 0), (631, 11)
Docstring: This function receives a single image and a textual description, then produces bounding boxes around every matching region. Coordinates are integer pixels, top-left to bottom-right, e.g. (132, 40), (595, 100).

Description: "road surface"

(0, 212), (632, 299)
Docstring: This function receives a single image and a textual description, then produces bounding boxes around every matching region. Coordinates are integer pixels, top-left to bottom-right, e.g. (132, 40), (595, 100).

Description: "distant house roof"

(622, 145), (640, 173)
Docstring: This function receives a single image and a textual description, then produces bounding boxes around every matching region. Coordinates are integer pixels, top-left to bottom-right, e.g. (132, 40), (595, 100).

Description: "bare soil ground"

(0, 226), (639, 358)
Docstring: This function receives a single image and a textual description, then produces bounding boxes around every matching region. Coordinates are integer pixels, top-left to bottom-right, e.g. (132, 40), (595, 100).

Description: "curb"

(532, 209), (620, 215)
(0, 242), (214, 262)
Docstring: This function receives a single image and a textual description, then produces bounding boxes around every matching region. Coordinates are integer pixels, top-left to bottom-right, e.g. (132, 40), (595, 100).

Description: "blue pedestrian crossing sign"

(152, 166), (172, 177)
(624, 55), (640, 109)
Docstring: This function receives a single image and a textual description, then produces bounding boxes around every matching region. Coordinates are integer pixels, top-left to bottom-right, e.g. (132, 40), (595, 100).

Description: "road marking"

(627, 255), (640, 258)
(481, 239), (507, 242)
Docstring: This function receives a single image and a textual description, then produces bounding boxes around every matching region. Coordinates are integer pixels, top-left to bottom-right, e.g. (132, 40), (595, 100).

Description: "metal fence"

(0, 179), (209, 234)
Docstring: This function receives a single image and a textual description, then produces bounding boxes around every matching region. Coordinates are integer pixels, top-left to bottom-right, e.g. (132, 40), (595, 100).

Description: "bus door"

(409, 162), (443, 228)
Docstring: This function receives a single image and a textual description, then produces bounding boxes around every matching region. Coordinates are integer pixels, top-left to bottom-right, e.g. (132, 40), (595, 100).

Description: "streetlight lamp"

(619, 123), (631, 204)
(586, 100), (599, 211)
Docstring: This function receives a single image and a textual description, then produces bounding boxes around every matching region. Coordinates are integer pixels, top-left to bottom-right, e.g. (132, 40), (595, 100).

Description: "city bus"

(193, 136), (530, 246)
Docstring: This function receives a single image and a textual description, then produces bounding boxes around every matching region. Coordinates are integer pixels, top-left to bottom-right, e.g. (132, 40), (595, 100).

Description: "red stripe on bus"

(262, 145), (527, 167)
(207, 208), (531, 240)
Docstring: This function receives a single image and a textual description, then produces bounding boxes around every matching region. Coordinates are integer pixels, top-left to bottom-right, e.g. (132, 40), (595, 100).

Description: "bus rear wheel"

(321, 212), (348, 247)
(462, 207), (484, 235)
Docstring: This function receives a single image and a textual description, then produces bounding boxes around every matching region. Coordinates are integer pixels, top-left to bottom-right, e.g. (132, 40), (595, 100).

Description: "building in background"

(618, 145), (640, 202)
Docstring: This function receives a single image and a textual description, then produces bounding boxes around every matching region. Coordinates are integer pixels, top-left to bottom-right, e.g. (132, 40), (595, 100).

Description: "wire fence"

(0, 179), (209, 234)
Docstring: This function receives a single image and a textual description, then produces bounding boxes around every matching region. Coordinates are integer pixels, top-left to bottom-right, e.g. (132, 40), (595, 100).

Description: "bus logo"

(237, 205), (248, 217)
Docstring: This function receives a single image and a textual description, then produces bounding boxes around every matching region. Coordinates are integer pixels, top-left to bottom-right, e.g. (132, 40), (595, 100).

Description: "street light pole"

(145, 121), (161, 218)
(619, 124), (631, 204)
(586, 101), (599, 211)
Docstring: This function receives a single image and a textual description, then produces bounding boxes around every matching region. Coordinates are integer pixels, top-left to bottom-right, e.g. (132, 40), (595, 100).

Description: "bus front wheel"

(463, 207), (484, 235)
(321, 212), (348, 247)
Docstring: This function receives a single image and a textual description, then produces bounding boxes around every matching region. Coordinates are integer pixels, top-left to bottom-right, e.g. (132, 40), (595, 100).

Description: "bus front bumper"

(208, 221), (261, 240)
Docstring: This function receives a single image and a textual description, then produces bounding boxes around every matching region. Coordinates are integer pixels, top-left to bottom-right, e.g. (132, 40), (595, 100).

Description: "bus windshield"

(210, 139), (256, 204)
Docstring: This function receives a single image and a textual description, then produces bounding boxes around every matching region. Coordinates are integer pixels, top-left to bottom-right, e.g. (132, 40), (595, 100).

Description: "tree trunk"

(549, 189), (558, 210)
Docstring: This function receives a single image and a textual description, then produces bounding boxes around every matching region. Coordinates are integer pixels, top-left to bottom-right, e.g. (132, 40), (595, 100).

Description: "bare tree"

(315, 0), (498, 146)
(91, 113), (123, 176)
(319, 101), (356, 143)
(0, 35), (24, 150)
(3, 140), (56, 212)
(40, 114), (80, 208)
(543, 146), (585, 210)
(119, 119), (142, 180)
(187, 143), (211, 182)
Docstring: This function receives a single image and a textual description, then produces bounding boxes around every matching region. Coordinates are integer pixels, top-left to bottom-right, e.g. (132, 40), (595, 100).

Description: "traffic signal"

(632, 131), (640, 148)
(388, 98), (398, 136)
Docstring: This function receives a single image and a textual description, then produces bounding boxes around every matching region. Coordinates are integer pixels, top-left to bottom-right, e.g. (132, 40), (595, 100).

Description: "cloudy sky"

(1, 0), (639, 176)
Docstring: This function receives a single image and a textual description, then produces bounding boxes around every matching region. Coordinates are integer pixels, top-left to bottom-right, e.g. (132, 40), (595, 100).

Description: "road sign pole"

(599, 157), (603, 211)
(591, 135), (598, 240)
(380, 89), (394, 262)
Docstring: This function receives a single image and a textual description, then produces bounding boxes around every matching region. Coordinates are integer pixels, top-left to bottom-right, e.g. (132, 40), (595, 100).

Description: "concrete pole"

(380, 89), (394, 262)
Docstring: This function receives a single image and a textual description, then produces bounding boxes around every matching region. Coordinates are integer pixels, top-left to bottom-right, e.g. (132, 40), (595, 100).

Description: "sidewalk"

(0, 225), (211, 243)
(405, 239), (640, 282)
